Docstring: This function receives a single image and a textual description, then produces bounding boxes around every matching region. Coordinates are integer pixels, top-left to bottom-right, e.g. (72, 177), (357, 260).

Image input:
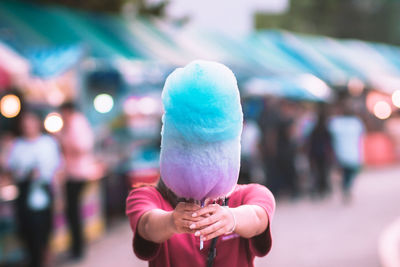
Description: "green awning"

(0, 0), (145, 59)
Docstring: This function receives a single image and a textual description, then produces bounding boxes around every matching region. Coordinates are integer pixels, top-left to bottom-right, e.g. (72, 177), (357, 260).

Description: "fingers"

(174, 218), (199, 234)
(180, 212), (198, 221)
(194, 220), (222, 237)
(175, 203), (203, 221)
(189, 204), (235, 240)
(175, 203), (232, 238)
(176, 202), (201, 212)
(173, 202), (204, 234)
(194, 221), (227, 241)
(180, 219), (197, 233)
(189, 213), (220, 230)
(191, 204), (218, 218)
(181, 213), (204, 222)
(203, 227), (227, 241)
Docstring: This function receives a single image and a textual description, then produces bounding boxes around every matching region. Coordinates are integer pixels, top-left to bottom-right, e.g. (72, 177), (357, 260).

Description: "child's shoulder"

(131, 185), (160, 196)
(233, 183), (267, 194)
(229, 183), (270, 203)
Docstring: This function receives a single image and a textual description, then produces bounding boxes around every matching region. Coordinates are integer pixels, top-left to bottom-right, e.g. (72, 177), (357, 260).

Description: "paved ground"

(60, 166), (400, 267)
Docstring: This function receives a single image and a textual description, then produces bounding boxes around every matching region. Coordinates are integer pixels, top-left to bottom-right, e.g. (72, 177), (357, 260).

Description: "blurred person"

(293, 105), (315, 146)
(306, 104), (333, 198)
(0, 132), (14, 173)
(0, 133), (15, 264)
(257, 98), (280, 194)
(58, 102), (97, 260)
(292, 105), (314, 195)
(384, 109), (400, 161)
(258, 98), (300, 199)
(238, 119), (261, 184)
(275, 100), (299, 199)
(6, 109), (61, 267)
(329, 102), (365, 203)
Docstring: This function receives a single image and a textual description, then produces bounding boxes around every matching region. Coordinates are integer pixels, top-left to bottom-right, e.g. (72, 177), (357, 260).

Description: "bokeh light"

(138, 97), (158, 115)
(94, 93), (114, 113)
(46, 87), (65, 106)
(392, 90), (400, 108)
(44, 112), (64, 133)
(373, 101), (392, 120)
(348, 78), (365, 97)
(298, 74), (332, 100)
(123, 96), (139, 116)
(0, 184), (18, 201)
(0, 94), (21, 118)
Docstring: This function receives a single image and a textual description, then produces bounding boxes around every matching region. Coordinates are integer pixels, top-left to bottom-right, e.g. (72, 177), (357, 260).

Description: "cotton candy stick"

(200, 200), (205, 250)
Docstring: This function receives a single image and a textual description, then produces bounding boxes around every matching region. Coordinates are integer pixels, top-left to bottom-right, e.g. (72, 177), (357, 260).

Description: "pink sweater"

(59, 112), (99, 180)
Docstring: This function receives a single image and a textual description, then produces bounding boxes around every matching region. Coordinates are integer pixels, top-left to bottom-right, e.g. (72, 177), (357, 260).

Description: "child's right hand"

(172, 202), (202, 234)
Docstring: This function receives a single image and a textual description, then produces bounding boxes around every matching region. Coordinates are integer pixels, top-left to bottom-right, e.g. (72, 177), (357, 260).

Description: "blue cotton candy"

(161, 60), (243, 143)
(160, 60), (243, 200)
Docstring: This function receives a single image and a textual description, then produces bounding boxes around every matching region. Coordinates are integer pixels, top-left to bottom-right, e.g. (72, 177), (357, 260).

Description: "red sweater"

(126, 184), (275, 267)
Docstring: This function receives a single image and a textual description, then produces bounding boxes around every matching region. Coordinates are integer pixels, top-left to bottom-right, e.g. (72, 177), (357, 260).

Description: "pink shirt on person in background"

(126, 184), (275, 267)
(58, 112), (99, 181)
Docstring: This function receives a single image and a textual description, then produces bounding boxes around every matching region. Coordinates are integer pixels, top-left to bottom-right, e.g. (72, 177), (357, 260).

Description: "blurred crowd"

(0, 102), (104, 267)
(2, 1), (400, 267)
(239, 97), (367, 203)
(1, 92), (399, 267)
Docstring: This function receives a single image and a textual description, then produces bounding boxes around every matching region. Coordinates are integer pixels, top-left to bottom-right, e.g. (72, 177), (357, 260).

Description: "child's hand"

(190, 204), (235, 241)
(171, 202), (202, 234)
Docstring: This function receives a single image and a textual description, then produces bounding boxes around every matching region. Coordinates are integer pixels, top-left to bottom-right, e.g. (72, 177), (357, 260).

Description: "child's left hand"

(190, 204), (235, 241)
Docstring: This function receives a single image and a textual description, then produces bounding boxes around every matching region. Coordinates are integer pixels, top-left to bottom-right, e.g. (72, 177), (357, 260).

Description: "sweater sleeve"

(241, 184), (276, 257)
(126, 186), (163, 260)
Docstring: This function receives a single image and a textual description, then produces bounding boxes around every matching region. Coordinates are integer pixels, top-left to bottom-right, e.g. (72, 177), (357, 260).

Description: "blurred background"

(0, 0), (400, 267)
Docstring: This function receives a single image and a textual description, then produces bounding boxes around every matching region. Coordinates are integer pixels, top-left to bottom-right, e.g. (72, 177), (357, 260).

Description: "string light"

(44, 112), (64, 133)
(373, 101), (392, 120)
(94, 94), (114, 113)
(0, 94), (21, 118)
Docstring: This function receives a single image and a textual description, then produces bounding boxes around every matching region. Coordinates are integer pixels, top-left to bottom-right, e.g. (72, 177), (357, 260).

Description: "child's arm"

(190, 204), (269, 241)
(137, 202), (202, 243)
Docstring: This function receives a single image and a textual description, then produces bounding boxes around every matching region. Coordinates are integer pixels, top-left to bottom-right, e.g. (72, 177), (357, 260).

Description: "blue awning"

(26, 44), (84, 78)
(243, 74), (333, 102)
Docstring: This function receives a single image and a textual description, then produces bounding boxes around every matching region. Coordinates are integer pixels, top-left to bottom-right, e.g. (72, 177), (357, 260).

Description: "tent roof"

(0, 40), (30, 79)
(0, 0), (144, 59)
(243, 74), (333, 102)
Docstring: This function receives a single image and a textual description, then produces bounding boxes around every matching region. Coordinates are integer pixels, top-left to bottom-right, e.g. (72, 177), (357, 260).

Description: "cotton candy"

(160, 60), (243, 200)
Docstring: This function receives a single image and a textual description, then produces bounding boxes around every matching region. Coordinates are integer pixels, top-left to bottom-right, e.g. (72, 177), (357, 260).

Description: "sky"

(166, 0), (289, 36)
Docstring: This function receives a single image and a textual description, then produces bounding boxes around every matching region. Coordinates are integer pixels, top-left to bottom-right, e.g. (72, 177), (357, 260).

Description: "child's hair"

(156, 179), (196, 208)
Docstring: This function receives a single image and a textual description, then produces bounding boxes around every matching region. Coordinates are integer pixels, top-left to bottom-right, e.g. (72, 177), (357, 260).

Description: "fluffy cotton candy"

(161, 60), (243, 143)
(160, 60), (243, 201)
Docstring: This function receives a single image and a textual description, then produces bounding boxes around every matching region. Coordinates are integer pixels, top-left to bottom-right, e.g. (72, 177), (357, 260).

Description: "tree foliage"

(255, 0), (400, 45)
(28, 0), (169, 17)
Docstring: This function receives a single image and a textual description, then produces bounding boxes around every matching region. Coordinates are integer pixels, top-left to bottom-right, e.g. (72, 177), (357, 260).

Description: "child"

(126, 61), (275, 267)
